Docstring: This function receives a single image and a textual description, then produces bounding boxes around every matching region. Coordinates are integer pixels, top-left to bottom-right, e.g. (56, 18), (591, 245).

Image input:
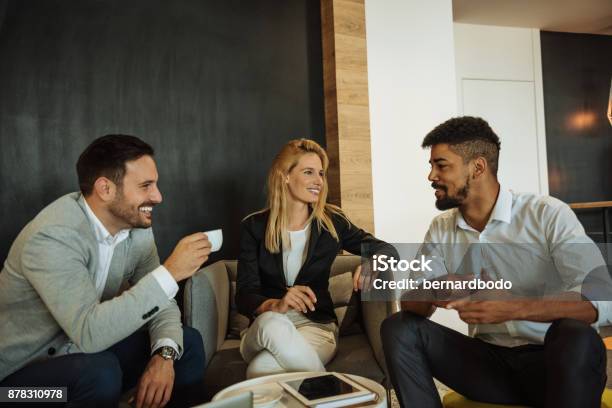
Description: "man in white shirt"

(381, 117), (608, 407)
(0, 135), (211, 407)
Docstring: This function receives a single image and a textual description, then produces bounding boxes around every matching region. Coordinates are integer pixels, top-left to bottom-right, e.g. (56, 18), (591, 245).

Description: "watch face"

(158, 346), (177, 360)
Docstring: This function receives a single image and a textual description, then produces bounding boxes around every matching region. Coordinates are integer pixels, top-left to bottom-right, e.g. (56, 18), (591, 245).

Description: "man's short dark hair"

(77, 135), (154, 195)
(421, 116), (501, 176)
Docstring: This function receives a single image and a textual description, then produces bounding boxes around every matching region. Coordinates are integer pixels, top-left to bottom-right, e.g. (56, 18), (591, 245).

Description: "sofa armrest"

(184, 261), (230, 365)
(361, 300), (400, 384)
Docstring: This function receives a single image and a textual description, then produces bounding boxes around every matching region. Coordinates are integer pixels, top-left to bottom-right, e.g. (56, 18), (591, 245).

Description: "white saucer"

(224, 384), (283, 408)
(251, 384), (283, 408)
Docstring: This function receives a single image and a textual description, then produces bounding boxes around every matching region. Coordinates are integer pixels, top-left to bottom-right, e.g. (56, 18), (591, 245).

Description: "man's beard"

(108, 188), (153, 229)
(433, 176), (470, 210)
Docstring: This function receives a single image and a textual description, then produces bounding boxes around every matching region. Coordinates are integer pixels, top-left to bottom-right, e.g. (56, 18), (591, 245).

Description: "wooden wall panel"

(321, 0), (374, 233)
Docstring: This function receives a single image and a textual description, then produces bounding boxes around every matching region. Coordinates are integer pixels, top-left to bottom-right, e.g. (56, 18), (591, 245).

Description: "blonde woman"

(236, 139), (394, 378)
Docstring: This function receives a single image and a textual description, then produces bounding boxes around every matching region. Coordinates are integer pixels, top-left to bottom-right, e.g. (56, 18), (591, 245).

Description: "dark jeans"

(381, 312), (607, 408)
(0, 326), (206, 407)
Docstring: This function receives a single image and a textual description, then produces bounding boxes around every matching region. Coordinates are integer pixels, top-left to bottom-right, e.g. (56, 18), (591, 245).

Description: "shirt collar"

(83, 198), (130, 245)
(455, 187), (513, 231)
(490, 187), (512, 224)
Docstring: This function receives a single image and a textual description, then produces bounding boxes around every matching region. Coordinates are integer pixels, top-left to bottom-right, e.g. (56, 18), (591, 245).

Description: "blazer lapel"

(273, 251), (287, 287)
(294, 219), (320, 284)
(76, 194), (107, 293)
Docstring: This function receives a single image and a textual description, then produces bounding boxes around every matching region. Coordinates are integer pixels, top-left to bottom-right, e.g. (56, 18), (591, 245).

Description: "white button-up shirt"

(422, 188), (610, 347)
(59, 199), (181, 356)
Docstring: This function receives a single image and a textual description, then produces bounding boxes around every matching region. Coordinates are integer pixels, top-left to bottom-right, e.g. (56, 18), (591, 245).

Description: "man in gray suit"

(0, 135), (209, 407)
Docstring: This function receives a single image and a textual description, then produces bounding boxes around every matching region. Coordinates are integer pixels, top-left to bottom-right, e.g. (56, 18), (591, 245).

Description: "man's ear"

(472, 157), (487, 179)
(92, 177), (117, 202)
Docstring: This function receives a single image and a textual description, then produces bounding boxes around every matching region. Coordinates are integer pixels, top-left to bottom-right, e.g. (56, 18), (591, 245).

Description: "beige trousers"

(239, 310), (338, 379)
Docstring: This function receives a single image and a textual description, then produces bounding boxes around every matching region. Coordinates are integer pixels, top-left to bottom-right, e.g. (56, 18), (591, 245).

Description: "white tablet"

(279, 373), (376, 408)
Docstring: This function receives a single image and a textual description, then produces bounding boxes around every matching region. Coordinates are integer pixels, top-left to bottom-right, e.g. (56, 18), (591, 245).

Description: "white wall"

(365, 0), (458, 244)
(365, 0), (463, 332)
(454, 23), (549, 195)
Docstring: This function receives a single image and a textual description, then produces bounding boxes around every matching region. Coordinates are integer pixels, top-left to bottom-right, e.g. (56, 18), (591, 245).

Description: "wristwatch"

(154, 346), (178, 361)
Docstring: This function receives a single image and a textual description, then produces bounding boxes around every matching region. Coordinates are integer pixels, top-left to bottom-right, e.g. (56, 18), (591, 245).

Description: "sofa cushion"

(329, 271), (362, 336)
(329, 256), (361, 278)
(228, 280), (250, 339)
(224, 261), (249, 340)
(329, 256), (363, 336)
(184, 261), (229, 365)
(203, 341), (248, 400)
(326, 333), (385, 384)
(329, 271), (354, 307)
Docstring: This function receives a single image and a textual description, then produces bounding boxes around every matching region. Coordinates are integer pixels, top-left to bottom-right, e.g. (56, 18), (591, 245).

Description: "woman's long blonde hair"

(260, 139), (346, 253)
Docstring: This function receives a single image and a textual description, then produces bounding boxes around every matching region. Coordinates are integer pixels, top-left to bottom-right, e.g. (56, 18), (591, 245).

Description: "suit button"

(48, 347), (56, 356)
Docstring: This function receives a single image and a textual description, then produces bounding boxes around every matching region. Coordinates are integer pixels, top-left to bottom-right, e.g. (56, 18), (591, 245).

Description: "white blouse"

(282, 224), (311, 286)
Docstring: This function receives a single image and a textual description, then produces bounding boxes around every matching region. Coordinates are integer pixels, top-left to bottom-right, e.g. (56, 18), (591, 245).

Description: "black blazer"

(236, 209), (396, 323)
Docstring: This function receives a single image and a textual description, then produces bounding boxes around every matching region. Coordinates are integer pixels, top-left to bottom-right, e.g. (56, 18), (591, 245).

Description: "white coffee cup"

(204, 229), (223, 252)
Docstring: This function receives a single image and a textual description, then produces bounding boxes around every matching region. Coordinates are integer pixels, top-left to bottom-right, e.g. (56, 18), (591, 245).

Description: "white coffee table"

(212, 371), (387, 408)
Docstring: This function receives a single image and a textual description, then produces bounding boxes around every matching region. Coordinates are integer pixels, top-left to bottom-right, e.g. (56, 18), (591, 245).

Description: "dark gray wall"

(0, 1), (7, 31)
(0, 0), (325, 262)
(541, 31), (612, 241)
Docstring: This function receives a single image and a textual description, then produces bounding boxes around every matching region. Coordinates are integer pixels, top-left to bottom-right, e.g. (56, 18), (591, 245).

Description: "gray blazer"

(0, 192), (182, 380)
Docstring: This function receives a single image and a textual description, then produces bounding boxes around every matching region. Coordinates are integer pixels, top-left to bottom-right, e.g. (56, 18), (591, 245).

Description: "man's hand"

(430, 273), (476, 303)
(272, 285), (317, 314)
(446, 299), (525, 324)
(132, 355), (175, 408)
(164, 232), (212, 282)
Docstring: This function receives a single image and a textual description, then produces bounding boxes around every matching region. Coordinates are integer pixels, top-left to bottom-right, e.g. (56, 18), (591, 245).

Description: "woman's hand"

(273, 285), (317, 313)
(353, 265), (362, 292)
